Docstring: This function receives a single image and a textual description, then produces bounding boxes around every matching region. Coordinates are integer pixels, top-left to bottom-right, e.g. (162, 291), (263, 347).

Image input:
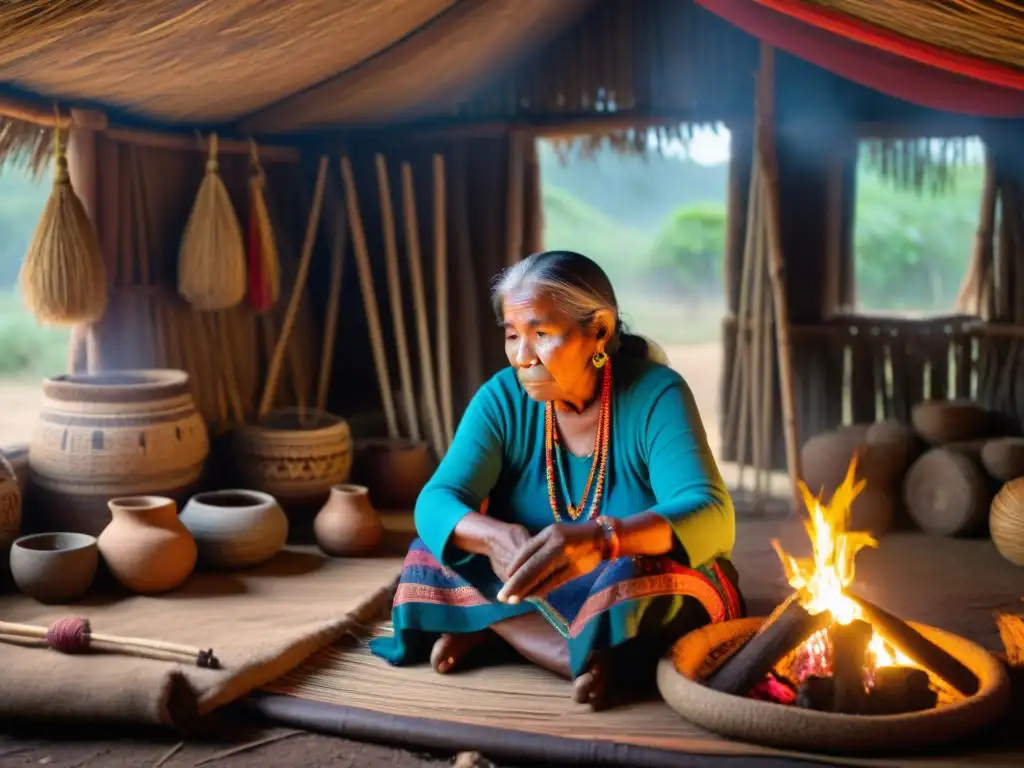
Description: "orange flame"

(773, 456), (913, 670)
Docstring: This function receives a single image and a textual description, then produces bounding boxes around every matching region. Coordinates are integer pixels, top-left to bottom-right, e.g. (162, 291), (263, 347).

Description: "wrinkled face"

(502, 287), (601, 406)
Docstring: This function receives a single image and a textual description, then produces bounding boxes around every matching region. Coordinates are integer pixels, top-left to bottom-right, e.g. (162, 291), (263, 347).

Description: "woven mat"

(0, 545), (402, 729)
(256, 518), (1024, 766)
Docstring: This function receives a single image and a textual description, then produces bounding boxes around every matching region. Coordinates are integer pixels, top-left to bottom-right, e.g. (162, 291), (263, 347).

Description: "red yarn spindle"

(45, 616), (92, 654)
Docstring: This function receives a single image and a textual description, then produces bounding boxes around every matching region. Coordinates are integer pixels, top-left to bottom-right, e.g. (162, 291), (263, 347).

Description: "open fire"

(704, 456), (980, 716)
(774, 458), (913, 685)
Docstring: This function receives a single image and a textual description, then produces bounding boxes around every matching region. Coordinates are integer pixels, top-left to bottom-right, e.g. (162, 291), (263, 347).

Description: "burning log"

(848, 593), (980, 697)
(706, 592), (831, 697)
(866, 667), (937, 715)
(796, 675), (833, 711)
(830, 619), (872, 713)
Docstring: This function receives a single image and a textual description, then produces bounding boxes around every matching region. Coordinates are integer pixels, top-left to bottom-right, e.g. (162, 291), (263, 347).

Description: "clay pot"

(99, 496), (197, 593)
(0, 453), (22, 582)
(180, 489), (288, 570)
(352, 438), (433, 510)
(313, 484), (384, 557)
(10, 532), (98, 604)
(990, 478), (1024, 566)
(232, 408), (352, 520)
(28, 370), (209, 536)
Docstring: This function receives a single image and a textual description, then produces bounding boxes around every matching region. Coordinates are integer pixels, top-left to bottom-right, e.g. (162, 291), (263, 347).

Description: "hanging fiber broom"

(247, 140), (280, 314)
(19, 120), (108, 326)
(178, 133), (247, 311)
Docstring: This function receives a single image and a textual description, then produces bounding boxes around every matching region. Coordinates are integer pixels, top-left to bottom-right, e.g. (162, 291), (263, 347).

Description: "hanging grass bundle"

(178, 133), (246, 311)
(247, 141), (280, 314)
(18, 124), (107, 326)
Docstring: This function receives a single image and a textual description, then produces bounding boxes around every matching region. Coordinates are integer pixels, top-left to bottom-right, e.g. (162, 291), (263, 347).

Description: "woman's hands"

(496, 522), (606, 605)
(484, 522), (532, 582)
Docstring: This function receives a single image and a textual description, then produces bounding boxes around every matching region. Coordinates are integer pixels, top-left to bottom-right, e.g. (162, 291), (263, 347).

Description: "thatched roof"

(0, 0), (593, 133)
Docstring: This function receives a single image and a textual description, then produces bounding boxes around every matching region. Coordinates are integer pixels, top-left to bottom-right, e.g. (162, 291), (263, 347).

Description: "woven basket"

(990, 478), (1024, 566)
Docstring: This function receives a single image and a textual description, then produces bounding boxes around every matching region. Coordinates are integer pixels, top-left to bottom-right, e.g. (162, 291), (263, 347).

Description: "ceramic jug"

(313, 484), (383, 556)
(99, 496), (197, 593)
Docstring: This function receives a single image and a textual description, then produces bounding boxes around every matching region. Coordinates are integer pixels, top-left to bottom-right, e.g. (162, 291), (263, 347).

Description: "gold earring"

(592, 351), (608, 369)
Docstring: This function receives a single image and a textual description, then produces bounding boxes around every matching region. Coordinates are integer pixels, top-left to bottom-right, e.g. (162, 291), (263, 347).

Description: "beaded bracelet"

(595, 515), (621, 561)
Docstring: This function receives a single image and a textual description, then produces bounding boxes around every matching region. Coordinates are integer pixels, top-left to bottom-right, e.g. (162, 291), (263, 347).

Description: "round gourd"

(990, 478), (1024, 566)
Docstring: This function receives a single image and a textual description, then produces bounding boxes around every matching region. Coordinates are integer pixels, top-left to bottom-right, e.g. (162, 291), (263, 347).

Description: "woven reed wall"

(719, 122), (1024, 470)
(310, 132), (542, 432)
(454, 0), (757, 125)
(69, 128), (540, 441)
(74, 136), (319, 432)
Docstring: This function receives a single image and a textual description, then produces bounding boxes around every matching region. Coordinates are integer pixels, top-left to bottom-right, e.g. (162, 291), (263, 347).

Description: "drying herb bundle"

(178, 133), (246, 311)
(19, 122), (107, 325)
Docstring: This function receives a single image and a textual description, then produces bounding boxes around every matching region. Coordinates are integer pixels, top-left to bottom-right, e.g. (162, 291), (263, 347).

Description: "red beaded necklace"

(544, 359), (612, 522)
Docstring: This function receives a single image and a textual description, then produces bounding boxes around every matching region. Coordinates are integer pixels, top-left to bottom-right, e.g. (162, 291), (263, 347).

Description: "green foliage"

(541, 185), (654, 290)
(649, 203), (726, 291)
(852, 162), (984, 312)
(0, 291), (69, 378)
(0, 170), (68, 378)
(0, 171), (50, 288)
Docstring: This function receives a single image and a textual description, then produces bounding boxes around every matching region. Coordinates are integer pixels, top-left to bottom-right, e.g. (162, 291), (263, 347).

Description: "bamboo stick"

(433, 154), (454, 446)
(340, 156), (400, 439)
(317, 200), (348, 414)
(724, 159), (762, 483)
(736, 170), (764, 492)
(759, 217), (775, 505)
(750, 182), (767, 502)
(401, 162), (446, 459)
(258, 155), (328, 420)
(757, 44), (803, 513)
(376, 154), (419, 441)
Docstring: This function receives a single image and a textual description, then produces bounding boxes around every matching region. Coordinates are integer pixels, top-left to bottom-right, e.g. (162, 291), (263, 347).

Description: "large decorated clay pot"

(98, 496), (197, 594)
(180, 489), (288, 570)
(231, 408), (352, 522)
(0, 453), (22, 586)
(28, 370), (209, 536)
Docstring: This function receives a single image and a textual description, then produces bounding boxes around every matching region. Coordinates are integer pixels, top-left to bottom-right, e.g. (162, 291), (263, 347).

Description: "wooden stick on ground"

(0, 620), (220, 669)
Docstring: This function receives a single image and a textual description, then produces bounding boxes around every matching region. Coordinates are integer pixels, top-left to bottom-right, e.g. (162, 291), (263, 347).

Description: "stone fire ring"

(656, 617), (1012, 755)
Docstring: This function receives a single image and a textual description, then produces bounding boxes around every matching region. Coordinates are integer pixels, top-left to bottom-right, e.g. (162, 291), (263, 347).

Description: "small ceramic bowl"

(9, 532), (98, 604)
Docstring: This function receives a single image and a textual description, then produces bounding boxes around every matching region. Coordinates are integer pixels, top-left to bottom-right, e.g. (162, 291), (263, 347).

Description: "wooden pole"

(66, 111), (102, 374)
(340, 156), (400, 439)
(757, 44), (803, 513)
(375, 154), (419, 440)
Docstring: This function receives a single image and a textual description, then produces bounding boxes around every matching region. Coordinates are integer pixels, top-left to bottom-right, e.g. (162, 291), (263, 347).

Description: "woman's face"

(502, 287), (602, 407)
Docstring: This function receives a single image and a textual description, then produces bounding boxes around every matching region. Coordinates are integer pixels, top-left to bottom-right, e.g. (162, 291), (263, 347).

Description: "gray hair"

(492, 251), (648, 357)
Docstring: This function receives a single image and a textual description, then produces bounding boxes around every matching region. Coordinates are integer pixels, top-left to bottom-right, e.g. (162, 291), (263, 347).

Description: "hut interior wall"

(67, 129), (541, 447)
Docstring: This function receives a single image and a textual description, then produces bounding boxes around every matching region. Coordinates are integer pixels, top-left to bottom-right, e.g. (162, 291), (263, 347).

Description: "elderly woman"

(370, 250), (742, 708)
